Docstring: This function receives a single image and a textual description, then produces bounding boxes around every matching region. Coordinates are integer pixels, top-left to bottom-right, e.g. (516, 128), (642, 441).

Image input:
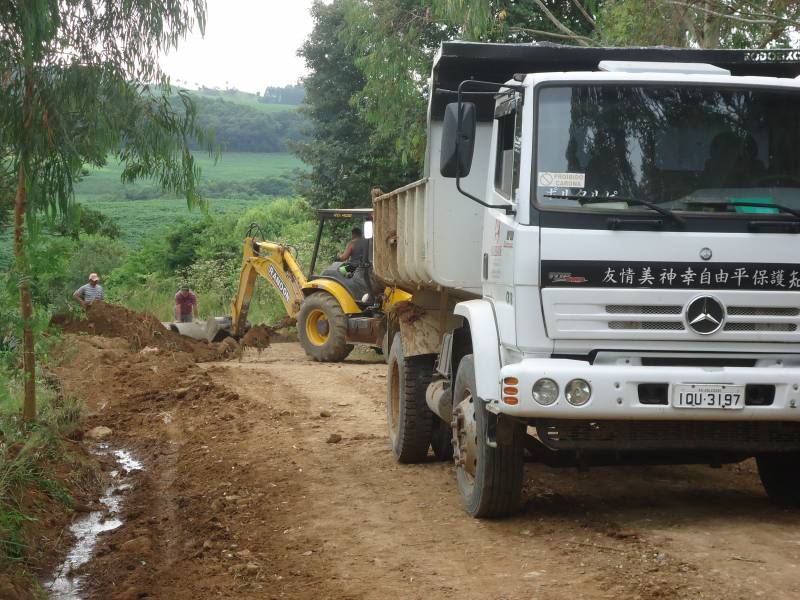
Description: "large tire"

(453, 355), (524, 518)
(297, 293), (353, 362)
(386, 333), (435, 463)
(757, 453), (800, 505)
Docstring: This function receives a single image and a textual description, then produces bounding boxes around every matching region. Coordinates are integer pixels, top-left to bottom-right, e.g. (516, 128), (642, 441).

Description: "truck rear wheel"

(386, 334), (435, 463)
(757, 453), (800, 505)
(298, 293), (353, 362)
(453, 355), (524, 518)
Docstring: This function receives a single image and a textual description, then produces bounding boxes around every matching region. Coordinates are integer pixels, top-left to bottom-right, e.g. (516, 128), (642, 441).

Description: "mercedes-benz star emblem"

(699, 247), (712, 260)
(686, 296), (725, 335)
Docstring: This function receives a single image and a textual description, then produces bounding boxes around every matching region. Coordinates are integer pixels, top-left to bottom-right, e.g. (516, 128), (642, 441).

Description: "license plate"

(672, 384), (745, 409)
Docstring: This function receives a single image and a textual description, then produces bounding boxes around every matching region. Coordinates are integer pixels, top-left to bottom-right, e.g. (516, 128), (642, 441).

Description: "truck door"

(483, 95), (524, 347)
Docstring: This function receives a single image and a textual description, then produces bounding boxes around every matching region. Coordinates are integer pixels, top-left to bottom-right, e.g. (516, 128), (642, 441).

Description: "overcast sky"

(160, 0), (316, 93)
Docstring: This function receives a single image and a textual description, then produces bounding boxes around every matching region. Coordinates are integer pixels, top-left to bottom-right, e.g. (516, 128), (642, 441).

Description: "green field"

(0, 151), (305, 269)
(83, 197), (264, 245)
(71, 151), (304, 244)
(76, 151), (302, 201)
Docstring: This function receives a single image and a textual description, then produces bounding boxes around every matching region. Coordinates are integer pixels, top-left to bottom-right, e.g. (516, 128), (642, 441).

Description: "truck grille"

(724, 322), (797, 332)
(605, 304), (682, 315)
(609, 321), (684, 330)
(605, 305), (800, 333)
(541, 289), (800, 342)
(727, 306), (799, 317)
(536, 420), (800, 451)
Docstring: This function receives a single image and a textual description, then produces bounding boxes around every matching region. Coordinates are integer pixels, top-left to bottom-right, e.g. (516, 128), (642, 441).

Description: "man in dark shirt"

(174, 285), (199, 323)
(338, 227), (368, 266)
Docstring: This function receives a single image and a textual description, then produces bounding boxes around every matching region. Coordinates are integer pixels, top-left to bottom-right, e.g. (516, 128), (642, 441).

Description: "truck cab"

(372, 42), (800, 517)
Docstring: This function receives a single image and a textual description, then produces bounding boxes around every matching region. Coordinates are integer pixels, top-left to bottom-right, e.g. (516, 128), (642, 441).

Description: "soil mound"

(51, 302), (221, 361)
(241, 325), (272, 349)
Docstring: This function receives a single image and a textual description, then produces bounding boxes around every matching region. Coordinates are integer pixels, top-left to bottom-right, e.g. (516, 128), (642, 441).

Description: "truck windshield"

(535, 84), (800, 216)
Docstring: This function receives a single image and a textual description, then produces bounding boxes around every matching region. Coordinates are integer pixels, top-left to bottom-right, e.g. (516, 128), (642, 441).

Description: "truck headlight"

(532, 378), (558, 405)
(565, 379), (591, 406)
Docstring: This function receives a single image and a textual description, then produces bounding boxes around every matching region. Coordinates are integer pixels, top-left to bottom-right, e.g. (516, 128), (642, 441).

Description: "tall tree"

(337, 0), (595, 167)
(342, 0), (458, 165)
(598, 0), (800, 48)
(333, 0), (799, 172)
(294, 1), (418, 209)
(433, 0), (800, 48)
(0, 0), (210, 422)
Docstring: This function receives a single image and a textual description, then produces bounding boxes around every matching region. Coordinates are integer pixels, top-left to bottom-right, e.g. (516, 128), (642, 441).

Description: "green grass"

(117, 275), (288, 325)
(0, 370), (86, 580)
(71, 151), (304, 246)
(75, 151), (303, 201)
(80, 197), (261, 246)
(0, 151), (304, 266)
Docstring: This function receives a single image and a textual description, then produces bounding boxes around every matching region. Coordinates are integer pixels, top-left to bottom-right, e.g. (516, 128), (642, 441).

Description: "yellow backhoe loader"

(174, 209), (409, 362)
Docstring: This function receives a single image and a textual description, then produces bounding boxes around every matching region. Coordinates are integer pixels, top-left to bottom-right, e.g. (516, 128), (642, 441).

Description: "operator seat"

(315, 232), (381, 307)
(318, 262), (375, 307)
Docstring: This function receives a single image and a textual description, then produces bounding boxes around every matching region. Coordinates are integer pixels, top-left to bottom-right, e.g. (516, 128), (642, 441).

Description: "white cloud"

(160, 0), (315, 93)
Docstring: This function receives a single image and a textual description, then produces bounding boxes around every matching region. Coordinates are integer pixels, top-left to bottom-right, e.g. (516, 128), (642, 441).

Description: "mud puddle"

(46, 447), (143, 599)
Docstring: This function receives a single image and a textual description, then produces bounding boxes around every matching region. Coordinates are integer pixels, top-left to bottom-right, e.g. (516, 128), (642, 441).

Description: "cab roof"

(431, 41), (800, 121)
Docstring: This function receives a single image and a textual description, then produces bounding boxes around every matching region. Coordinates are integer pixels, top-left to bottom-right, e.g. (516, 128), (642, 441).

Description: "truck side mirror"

(440, 102), (476, 178)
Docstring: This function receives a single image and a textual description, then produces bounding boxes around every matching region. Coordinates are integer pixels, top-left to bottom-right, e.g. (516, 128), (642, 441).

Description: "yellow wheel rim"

(305, 308), (330, 346)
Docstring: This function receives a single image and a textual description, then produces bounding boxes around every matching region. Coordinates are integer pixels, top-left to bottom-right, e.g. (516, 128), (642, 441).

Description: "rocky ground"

(38, 305), (800, 599)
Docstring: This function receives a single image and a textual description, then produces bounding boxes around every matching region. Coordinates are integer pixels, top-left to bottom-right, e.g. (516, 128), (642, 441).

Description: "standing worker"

(73, 273), (105, 309)
(174, 284), (199, 323)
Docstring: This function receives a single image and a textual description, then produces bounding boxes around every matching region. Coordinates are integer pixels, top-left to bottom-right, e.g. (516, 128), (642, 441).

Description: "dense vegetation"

(108, 197), (341, 323)
(297, 0), (800, 209)
(261, 84), (305, 105)
(0, 0), (211, 585)
(190, 93), (305, 153)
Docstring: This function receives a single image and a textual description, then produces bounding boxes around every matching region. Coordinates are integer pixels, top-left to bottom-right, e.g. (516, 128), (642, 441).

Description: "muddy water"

(46, 447), (143, 599)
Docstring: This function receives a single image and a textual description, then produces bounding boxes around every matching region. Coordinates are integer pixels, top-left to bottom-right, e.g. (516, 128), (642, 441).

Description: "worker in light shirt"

(72, 273), (105, 309)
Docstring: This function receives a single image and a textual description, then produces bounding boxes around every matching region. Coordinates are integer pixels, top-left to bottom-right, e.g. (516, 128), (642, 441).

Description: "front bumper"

(496, 358), (800, 421)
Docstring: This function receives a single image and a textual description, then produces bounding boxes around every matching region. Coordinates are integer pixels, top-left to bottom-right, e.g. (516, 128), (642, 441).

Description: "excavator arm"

(229, 238), (308, 337)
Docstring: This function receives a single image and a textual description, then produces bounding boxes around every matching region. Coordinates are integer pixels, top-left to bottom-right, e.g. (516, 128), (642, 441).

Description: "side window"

(494, 100), (522, 200)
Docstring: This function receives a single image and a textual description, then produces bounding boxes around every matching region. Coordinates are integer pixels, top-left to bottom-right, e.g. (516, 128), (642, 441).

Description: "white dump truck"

(372, 42), (800, 517)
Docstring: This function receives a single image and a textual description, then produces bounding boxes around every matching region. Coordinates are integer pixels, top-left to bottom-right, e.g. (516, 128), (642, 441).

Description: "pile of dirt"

(51, 302), (222, 362)
(241, 325), (272, 349)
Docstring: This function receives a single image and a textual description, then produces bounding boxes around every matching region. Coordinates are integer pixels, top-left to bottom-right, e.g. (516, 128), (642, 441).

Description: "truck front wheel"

(757, 453), (800, 505)
(298, 293), (353, 362)
(452, 355), (524, 518)
(386, 334), (435, 463)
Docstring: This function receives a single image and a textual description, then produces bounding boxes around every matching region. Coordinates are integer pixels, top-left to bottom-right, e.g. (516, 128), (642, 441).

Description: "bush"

(27, 234), (128, 311)
(108, 197), (329, 324)
(0, 367), (85, 578)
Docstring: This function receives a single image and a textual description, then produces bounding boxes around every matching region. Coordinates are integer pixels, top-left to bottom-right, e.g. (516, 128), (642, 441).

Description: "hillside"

(191, 96), (303, 152)
(176, 87), (307, 154)
(73, 152), (304, 245)
(190, 87), (298, 113)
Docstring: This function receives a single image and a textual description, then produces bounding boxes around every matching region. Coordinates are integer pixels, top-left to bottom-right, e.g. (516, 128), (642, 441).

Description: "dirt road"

(57, 338), (800, 599)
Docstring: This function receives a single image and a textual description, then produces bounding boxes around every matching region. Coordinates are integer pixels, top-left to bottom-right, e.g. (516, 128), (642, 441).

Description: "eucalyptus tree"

(0, 0), (211, 422)
(431, 0), (800, 48)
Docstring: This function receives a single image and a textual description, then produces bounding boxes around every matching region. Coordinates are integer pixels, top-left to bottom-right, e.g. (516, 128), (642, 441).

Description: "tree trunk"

(13, 161), (36, 423)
